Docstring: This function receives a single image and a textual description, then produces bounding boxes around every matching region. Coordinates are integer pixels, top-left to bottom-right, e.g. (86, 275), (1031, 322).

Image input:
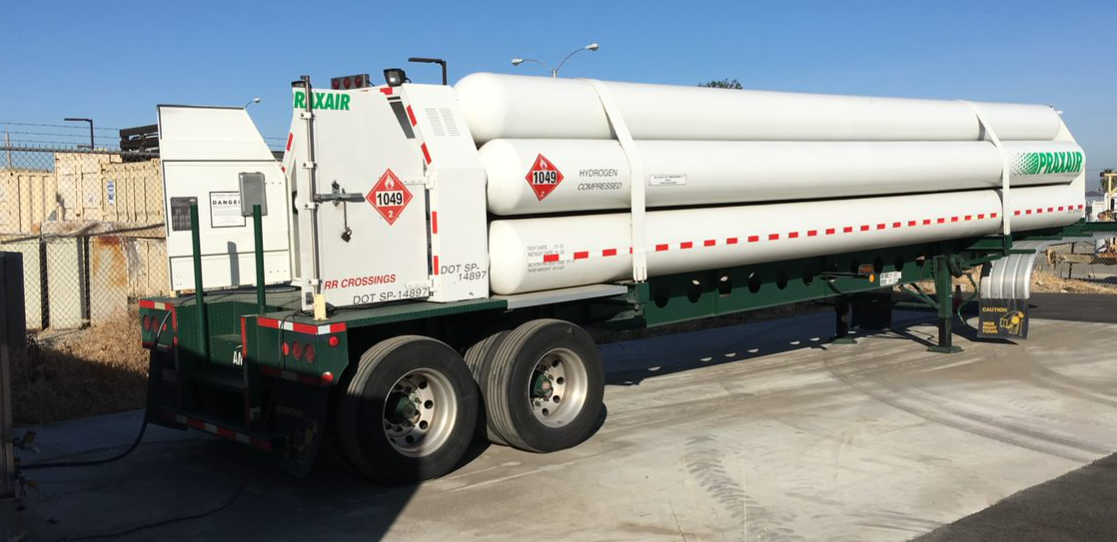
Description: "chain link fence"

(0, 145), (167, 332)
(1036, 239), (1117, 289)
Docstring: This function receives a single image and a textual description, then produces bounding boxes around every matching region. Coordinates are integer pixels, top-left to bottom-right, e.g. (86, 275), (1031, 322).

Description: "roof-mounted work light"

(383, 68), (408, 87)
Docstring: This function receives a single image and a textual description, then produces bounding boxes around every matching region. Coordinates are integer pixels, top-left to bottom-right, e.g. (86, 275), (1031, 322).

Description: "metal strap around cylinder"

(958, 100), (1011, 236)
(585, 79), (648, 282)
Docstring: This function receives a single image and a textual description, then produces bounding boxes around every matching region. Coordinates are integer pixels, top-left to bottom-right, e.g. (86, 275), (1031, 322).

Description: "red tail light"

(320, 372), (334, 384)
(305, 344), (316, 363)
(282, 342), (290, 356)
(331, 79), (340, 89)
(142, 315), (151, 331)
(292, 341), (304, 360)
(328, 336), (340, 348)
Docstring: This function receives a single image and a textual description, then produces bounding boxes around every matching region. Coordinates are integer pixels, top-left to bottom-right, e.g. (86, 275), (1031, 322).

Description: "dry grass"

(1031, 270), (1117, 294)
(908, 269), (1117, 296)
(10, 309), (149, 426)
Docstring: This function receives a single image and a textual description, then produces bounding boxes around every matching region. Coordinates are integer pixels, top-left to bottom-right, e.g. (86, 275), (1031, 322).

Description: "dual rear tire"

(336, 336), (477, 484)
(335, 320), (604, 483)
(467, 319), (604, 452)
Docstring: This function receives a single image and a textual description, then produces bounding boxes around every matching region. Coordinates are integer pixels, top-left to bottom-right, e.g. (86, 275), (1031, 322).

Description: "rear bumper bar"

(158, 408), (276, 452)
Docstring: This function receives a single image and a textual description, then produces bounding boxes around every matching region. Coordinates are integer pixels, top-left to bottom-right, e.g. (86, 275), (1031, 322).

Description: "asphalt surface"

(11, 306), (1117, 541)
(913, 452), (1117, 542)
(1028, 293), (1117, 323)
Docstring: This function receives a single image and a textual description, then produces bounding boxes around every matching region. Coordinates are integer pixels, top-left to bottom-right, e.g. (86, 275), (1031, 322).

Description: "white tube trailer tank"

(454, 73), (1063, 144)
(271, 73), (1086, 306)
(481, 139), (1084, 215)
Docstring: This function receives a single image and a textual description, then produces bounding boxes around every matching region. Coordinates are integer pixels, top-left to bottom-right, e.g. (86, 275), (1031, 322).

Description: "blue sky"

(4, 1), (1115, 180)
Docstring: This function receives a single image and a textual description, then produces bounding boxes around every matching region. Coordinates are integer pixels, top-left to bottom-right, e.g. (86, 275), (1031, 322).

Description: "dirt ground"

(11, 309), (148, 426)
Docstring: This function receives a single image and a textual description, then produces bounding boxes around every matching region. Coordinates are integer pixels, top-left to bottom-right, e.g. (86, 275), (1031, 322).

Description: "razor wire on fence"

(0, 145), (167, 332)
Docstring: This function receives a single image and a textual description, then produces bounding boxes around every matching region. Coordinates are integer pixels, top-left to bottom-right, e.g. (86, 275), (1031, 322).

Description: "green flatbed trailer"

(139, 217), (1117, 483)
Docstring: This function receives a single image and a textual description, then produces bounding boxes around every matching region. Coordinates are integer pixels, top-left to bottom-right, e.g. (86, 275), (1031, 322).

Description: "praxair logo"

(1012, 151), (1083, 176)
(292, 90), (351, 111)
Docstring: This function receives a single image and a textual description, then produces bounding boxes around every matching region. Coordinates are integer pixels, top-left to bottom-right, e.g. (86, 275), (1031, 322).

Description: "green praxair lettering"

(1017, 151), (1083, 175)
(292, 91), (351, 111)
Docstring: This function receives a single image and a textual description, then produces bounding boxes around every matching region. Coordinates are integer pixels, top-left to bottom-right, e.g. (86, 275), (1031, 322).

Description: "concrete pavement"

(12, 310), (1117, 541)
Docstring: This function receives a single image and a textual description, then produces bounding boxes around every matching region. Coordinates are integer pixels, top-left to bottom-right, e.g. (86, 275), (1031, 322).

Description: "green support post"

(253, 204), (266, 315)
(927, 254), (962, 353)
(189, 204), (209, 360)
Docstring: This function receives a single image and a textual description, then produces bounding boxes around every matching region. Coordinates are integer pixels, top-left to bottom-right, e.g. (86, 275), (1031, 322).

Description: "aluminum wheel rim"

(382, 368), (458, 458)
(528, 347), (588, 427)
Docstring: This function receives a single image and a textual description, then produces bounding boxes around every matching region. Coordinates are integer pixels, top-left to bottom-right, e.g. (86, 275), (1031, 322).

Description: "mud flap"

(145, 348), (185, 429)
(271, 379), (331, 476)
(977, 298), (1029, 339)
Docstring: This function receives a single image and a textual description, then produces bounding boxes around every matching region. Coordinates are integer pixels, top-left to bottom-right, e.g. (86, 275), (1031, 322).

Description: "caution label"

(525, 154), (564, 201)
(366, 169), (413, 225)
(977, 298), (1029, 339)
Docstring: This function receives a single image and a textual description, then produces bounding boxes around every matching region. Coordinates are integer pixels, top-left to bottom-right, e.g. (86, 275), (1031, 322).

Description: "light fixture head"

(585, 43), (599, 51)
(511, 58), (525, 66)
(383, 68), (407, 87)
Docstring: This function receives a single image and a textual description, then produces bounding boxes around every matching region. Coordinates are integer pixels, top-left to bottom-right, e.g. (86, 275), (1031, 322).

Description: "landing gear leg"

(831, 296), (855, 344)
(928, 254), (963, 354)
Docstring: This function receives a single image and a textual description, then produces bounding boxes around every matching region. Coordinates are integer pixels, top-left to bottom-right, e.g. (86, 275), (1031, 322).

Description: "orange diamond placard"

(524, 154), (564, 201)
(367, 169), (413, 225)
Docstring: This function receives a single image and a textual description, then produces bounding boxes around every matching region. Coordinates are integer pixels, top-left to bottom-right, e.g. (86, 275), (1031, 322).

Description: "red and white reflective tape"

(161, 410), (272, 451)
(138, 299), (172, 311)
(140, 341), (171, 352)
(535, 203), (1083, 264)
(257, 317), (346, 335)
(259, 365), (334, 386)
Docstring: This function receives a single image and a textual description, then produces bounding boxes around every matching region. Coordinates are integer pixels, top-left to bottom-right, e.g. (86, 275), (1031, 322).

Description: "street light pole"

(510, 58), (554, 76)
(512, 43), (599, 77)
(408, 57), (449, 85)
(64, 117), (94, 149)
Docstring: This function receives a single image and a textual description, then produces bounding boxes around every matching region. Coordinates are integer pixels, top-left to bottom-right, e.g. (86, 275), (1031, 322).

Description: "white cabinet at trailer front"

(290, 87), (432, 310)
(162, 161), (291, 290)
(157, 105), (292, 292)
(314, 169), (431, 307)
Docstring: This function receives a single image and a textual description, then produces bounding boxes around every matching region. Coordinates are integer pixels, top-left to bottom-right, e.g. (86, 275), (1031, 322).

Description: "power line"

(0, 130), (106, 139)
(0, 121), (122, 131)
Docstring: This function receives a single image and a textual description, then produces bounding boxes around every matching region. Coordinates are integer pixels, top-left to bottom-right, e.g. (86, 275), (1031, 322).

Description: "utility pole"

(0, 252), (25, 501)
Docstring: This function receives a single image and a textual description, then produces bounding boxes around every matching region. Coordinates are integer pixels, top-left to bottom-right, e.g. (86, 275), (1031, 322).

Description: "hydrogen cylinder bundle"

(453, 74), (1087, 295)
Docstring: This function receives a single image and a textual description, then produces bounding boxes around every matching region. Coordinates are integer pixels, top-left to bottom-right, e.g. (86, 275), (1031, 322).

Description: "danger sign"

(525, 154), (564, 201)
(366, 169), (413, 225)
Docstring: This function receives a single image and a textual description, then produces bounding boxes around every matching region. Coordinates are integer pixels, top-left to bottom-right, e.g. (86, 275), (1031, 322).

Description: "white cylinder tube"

(483, 139), (1084, 215)
(489, 185), (1085, 295)
(456, 73), (1063, 145)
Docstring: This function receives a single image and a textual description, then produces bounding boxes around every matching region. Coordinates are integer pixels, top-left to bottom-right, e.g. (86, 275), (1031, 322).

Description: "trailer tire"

(485, 319), (604, 452)
(464, 331), (510, 446)
(337, 336), (478, 484)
